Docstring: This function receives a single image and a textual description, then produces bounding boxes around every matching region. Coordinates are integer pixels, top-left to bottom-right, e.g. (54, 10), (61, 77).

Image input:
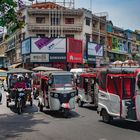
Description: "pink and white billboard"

(31, 38), (66, 53)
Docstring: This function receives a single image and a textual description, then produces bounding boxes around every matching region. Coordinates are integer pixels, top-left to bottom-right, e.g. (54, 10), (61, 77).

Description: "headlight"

(54, 93), (59, 98)
(71, 92), (75, 97)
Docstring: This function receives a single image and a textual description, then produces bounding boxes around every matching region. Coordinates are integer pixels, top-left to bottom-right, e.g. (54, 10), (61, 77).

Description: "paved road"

(0, 89), (140, 140)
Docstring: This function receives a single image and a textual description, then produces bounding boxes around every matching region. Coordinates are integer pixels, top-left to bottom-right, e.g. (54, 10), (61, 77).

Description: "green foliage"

(0, 0), (24, 33)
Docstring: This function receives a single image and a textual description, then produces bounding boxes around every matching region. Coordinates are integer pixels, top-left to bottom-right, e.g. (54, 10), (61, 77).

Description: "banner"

(112, 37), (119, 51)
(87, 42), (103, 57)
(31, 38), (66, 53)
(21, 38), (30, 54)
(67, 38), (83, 63)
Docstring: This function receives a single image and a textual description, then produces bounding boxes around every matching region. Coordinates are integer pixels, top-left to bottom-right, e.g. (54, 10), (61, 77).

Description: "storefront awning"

(8, 63), (22, 69)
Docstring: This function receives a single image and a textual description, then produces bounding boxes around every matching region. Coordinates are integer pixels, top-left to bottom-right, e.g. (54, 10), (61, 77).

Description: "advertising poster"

(87, 42), (103, 57)
(112, 37), (119, 51)
(31, 38), (66, 53)
(21, 38), (31, 55)
(67, 38), (83, 63)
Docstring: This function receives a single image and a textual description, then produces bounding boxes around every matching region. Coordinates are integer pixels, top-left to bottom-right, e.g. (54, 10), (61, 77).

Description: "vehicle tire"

(78, 99), (83, 107)
(0, 96), (2, 103)
(6, 101), (9, 107)
(30, 99), (33, 106)
(63, 109), (69, 118)
(102, 109), (112, 123)
(17, 99), (22, 114)
(39, 104), (43, 112)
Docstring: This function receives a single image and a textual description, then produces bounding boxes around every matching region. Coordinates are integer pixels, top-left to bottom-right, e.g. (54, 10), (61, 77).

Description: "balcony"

(28, 8), (83, 16)
(27, 24), (82, 32)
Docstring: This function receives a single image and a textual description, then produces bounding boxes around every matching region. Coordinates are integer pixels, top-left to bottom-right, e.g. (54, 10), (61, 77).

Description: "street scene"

(0, 87), (140, 140)
(0, 0), (140, 140)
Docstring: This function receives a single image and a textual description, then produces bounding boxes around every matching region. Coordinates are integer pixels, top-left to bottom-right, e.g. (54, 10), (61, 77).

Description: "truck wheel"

(102, 109), (112, 123)
(78, 99), (83, 107)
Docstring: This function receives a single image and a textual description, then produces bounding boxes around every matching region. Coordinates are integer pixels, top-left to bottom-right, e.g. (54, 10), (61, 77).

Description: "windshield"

(52, 75), (74, 88)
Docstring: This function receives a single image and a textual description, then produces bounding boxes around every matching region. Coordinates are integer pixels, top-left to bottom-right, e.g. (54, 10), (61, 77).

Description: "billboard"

(67, 38), (83, 63)
(87, 42), (103, 57)
(21, 38), (31, 55)
(30, 54), (49, 62)
(31, 38), (66, 53)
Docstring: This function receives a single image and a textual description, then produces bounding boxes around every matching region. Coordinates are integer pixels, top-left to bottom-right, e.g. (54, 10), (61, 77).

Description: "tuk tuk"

(6, 68), (33, 114)
(97, 67), (140, 123)
(38, 71), (76, 117)
(76, 73), (98, 107)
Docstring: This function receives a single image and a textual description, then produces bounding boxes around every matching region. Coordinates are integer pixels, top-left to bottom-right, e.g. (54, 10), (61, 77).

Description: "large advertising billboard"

(87, 42), (103, 57)
(31, 38), (66, 53)
(67, 38), (83, 63)
(21, 38), (31, 55)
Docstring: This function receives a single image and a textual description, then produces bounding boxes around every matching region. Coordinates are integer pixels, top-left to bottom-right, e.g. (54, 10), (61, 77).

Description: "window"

(51, 18), (60, 25)
(65, 18), (74, 24)
(36, 34), (45, 37)
(86, 17), (90, 26)
(85, 33), (90, 42)
(36, 17), (45, 23)
(65, 34), (74, 38)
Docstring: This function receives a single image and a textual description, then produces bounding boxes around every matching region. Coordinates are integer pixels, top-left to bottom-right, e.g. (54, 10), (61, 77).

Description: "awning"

(8, 63), (22, 69)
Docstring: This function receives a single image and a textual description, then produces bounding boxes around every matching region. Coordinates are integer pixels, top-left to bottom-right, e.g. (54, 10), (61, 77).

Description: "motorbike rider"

(14, 76), (26, 107)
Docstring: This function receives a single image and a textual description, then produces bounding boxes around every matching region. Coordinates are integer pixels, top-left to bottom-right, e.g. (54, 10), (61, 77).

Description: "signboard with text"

(21, 38), (31, 55)
(49, 53), (66, 62)
(31, 38), (66, 53)
(67, 38), (83, 63)
(30, 54), (49, 62)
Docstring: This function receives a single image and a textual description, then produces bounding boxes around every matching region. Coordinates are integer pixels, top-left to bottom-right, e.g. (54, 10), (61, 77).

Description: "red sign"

(67, 38), (83, 63)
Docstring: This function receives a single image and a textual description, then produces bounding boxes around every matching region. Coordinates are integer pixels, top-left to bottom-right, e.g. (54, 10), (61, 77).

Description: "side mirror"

(77, 79), (80, 84)
(48, 79), (52, 85)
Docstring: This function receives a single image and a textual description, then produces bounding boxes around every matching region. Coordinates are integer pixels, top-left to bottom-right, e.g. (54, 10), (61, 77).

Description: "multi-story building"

(3, 1), (140, 68)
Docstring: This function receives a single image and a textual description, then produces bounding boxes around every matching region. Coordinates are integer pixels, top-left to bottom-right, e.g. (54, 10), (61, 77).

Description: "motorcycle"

(16, 88), (25, 114)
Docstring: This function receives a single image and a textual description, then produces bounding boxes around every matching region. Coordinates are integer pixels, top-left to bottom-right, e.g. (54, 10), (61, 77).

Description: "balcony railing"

(27, 24), (83, 32)
(28, 9), (83, 16)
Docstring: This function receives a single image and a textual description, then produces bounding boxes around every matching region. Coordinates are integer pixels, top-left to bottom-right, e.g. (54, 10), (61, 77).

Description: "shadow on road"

(99, 119), (140, 132)
(43, 109), (80, 119)
(82, 105), (97, 111)
(8, 103), (39, 114)
(0, 113), (50, 140)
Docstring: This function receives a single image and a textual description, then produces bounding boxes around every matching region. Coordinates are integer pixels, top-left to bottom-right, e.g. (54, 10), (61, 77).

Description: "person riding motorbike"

(14, 76), (26, 107)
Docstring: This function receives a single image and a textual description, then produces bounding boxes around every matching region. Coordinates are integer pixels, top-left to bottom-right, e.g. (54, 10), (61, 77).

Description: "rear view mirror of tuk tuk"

(48, 79), (53, 85)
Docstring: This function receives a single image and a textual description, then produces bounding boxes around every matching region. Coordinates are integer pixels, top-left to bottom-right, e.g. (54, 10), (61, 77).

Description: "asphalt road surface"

(0, 89), (140, 140)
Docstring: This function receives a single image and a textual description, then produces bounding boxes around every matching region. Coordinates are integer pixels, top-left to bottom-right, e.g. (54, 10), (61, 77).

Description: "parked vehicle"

(38, 71), (76, 117)
(6, 68), (33, 114)
(0, 91), (2, 103)
(76, 73), (98, 107)
(97, 67), (140, 123)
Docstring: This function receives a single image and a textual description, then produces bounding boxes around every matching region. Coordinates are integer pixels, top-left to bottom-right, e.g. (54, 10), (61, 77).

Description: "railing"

(27, 24), (83, 32)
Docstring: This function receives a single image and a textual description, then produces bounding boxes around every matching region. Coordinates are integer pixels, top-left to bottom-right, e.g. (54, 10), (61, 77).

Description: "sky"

(74, 0), (140, 31)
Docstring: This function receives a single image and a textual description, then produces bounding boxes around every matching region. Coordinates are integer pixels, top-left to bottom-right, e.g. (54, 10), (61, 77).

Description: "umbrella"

(32, 66), (62, 71)
(112, 60), (123, 65)
(7, 68), (33, 74)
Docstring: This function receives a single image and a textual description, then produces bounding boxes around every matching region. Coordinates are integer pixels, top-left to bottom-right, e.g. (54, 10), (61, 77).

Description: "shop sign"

(88, 55), (96, 63)
(67, 53), (83, 63)
(49, 53), (66, 62)
(30, 54), (49, 62)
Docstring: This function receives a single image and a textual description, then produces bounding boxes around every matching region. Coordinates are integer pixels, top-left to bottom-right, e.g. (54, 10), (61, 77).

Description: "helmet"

(17, 75), (24, 81)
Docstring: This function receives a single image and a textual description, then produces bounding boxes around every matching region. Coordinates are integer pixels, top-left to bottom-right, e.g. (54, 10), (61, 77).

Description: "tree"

(0, 0), (24, 33)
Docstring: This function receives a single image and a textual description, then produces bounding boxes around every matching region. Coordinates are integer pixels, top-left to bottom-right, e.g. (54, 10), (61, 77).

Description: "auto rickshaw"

(6, 68), (33, 114)
(38, 71), (76, 117)
(97, 66), (140, 123)
(76, 72), (98, 107)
